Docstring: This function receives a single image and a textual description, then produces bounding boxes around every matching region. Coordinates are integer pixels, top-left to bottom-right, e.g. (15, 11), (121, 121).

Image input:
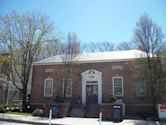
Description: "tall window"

(44, 79), (53, 97)
(113, 77), (124, 97)
(63, 78), (72, 97)
(135, 79), (146, 97)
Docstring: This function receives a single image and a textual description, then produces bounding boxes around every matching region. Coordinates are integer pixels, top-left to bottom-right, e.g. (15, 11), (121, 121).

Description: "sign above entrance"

(89, 75), (95, 78)
(86, 81), (97, 84)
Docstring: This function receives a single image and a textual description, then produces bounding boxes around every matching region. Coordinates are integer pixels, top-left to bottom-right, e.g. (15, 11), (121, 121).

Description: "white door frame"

(81, 69), (102, 105)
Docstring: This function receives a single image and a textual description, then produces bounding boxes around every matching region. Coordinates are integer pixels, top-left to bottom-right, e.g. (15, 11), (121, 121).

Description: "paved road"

(0, 121), (32, 125)
(1, 113), (166, 125)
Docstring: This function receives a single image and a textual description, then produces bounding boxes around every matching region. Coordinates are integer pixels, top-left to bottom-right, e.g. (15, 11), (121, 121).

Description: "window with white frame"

(44, 79), (53, 97)
(135, 79), (146, 97)
(63, 78), (72, 97)
(113, 77), (124, 97)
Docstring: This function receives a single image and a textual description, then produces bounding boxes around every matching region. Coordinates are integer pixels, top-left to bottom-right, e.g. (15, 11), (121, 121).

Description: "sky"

(0, 0), (166, 45)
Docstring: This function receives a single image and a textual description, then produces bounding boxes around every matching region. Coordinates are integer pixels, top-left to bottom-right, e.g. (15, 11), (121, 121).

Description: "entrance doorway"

(86, 85), (98, 104)
(81, 69), (102, 105)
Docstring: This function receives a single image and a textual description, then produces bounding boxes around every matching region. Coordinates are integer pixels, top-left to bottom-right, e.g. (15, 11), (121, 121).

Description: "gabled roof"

(35, 50), (147, 65)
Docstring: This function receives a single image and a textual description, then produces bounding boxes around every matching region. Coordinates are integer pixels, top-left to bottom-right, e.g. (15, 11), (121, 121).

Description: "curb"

(0, 117), (64, 125)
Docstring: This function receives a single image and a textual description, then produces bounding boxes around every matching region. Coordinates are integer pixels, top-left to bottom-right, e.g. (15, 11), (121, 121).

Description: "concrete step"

(72, 104), (84, 109)
(85, 104), (99, 118)
(70, 108), (85, 117)
(69, 104), (85, 117)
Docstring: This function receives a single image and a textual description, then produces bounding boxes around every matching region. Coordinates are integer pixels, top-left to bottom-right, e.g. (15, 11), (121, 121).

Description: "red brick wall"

(31, 65), (64, 104)
(126, 104), (153, 115)
(31, 61), (153, 114)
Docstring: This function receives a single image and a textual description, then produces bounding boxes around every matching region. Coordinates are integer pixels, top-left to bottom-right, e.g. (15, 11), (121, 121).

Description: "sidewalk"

(0, 113), (164, 125)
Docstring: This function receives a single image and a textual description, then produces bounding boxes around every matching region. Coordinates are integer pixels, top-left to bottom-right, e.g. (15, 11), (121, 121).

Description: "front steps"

(85, 104), (99, 118)
(69, 103), (100, 118)
(69, 104), (85, 117)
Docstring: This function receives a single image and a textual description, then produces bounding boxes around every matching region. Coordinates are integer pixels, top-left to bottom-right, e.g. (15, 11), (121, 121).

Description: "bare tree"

(0, 53), (10, 80)
(116, 41), (135, 50)
(39, 39), (61, 59)
(83, 42), (98, 52)
(61, 32), (81, 98)
(83, 41), (114, 52)
(133, 13), (166, 114)
(0, 11), (55, 110)
(98, 41), (114, 52)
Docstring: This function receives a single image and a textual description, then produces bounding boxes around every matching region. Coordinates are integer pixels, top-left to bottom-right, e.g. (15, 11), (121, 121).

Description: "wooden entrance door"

(86, 85), (98, 104)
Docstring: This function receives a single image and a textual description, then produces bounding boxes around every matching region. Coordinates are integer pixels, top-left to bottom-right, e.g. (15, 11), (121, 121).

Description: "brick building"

(31, 50), (154, 116)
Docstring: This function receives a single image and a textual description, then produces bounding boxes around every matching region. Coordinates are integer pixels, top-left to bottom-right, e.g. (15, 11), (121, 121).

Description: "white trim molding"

(81, 69), (102, 105)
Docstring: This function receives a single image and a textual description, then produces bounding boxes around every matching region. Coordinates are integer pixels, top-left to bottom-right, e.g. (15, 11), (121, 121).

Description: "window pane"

(64, 79), (72, 97)
(46, 81), (52, 88)
(113, 77), (123, 96)
(114, 82), (122, 87)
(114, 87), (122, 96)
(44, 79), (53, 97)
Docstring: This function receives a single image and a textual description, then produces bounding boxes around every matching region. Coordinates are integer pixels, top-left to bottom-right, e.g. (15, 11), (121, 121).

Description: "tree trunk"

(22, 87), (27, 112)
(151, 81), (157, 117)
